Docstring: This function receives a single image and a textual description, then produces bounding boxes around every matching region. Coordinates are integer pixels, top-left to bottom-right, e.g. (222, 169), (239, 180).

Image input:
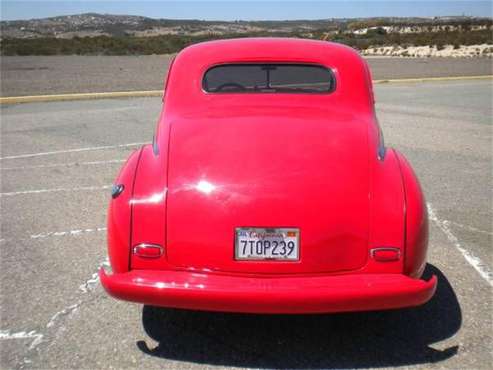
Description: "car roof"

(164, 38), (374, 117)
(177, 37), (361, 64)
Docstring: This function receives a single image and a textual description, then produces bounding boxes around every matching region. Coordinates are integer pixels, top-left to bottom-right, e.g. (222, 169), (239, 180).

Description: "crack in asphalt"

(6, 259), (109, 369)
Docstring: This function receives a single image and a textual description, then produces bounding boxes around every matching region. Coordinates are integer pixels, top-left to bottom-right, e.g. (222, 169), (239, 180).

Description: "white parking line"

(0, 226), (107, 243)
(0, 185), (111, 197)
(0, 330), (44, 350)
(31, 227), (107, 240)
(427, 203), (493, 286)
(0, 142), (147, 160)
(1, 159), (125, 171)
(445, 220), (493, 236)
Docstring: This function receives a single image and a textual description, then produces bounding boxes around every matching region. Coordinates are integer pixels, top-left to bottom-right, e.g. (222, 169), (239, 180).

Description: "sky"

(1, 1), (492, 21)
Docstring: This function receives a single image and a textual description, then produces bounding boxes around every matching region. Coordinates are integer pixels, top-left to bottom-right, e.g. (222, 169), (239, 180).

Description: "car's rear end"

(100, 38), (436, 313)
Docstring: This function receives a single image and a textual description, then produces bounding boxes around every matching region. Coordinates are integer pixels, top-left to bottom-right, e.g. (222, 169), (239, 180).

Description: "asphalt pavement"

(1, 55), (492, 96)
(0, 80), (492, 369)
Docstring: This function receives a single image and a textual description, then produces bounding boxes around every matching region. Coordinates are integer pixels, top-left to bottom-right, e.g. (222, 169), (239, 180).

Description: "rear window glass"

(203, 64), (335, 93)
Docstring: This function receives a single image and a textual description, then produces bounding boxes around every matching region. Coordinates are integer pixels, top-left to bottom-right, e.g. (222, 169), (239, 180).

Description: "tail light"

(133, 244), (164, 258)
(371, 247), (400, 262)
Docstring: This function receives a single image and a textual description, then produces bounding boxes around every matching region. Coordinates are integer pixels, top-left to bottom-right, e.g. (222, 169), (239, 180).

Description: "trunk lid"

(166, 108), (369, 274)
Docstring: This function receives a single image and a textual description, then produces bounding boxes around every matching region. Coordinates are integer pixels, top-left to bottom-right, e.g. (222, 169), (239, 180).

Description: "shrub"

(1, 27), (491, 55)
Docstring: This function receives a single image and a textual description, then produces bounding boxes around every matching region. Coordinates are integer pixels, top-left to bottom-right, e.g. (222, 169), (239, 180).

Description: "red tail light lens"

(133, 244), (164, 258)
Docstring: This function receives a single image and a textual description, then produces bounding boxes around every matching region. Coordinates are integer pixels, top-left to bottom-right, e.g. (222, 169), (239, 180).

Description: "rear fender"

(107, 148), (143, 273)
(130, 144), (173, 270)
(395, 150), (429, 278)
(367, 148), (405, 273)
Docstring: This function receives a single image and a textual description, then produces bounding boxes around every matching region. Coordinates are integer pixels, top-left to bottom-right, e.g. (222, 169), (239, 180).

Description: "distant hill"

(1, 13), (491, 39)
(1, 13), (491, 56)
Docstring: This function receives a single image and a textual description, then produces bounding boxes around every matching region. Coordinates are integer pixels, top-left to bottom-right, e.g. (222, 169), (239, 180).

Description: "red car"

(100, 38), (436, 314)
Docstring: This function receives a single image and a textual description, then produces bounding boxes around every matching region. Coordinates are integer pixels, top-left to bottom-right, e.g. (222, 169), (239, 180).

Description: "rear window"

(203, 63), (335, 93)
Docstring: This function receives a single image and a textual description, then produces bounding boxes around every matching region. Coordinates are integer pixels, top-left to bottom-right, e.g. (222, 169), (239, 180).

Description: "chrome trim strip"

(377, 145), (386, 161)
(152, 135), (159, 156)
(377, 124), (386, 161)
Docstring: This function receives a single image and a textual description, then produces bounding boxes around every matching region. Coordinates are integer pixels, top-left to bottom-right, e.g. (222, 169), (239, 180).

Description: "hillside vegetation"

(1, 14), (491, 55)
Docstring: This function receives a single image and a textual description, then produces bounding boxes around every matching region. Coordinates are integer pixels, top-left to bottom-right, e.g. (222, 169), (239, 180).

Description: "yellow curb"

(373, 75), (493, 84)
(0, 90), (162, 104)
(1, 75), (492, 104)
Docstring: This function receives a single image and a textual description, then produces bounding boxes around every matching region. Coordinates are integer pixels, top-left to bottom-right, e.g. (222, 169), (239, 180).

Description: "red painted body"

(100, 38), (436, 313)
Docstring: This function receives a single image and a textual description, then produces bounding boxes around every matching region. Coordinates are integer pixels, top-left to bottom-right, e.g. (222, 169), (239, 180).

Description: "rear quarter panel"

(395, 150), (429, 278)
(107, 148), (142, 273)
(367, 148), (406, 274)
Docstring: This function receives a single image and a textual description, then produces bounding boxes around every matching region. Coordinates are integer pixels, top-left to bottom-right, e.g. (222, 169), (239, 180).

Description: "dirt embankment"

(363, 44), (493, 57)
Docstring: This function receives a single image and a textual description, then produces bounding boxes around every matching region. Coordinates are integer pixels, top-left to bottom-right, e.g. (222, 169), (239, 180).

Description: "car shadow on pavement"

(137, 264), (461, 368)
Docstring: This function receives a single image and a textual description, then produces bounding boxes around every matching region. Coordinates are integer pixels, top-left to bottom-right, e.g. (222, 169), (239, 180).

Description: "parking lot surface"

(1, 55), (491, 96)
(1, 80), (492, 369)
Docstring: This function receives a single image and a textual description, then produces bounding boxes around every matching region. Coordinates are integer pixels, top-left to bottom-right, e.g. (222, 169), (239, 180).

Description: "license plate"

(235, 227), (299, 261)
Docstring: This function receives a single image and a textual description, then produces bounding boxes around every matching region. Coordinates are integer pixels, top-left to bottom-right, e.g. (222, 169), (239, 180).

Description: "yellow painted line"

(1, 75), (492, 104)
(373, 75), (493, 84)
(0, 90), (162, 104)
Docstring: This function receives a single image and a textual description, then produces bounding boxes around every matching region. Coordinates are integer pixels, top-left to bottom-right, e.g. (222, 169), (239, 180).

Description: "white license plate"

(235, 227), (300, 261)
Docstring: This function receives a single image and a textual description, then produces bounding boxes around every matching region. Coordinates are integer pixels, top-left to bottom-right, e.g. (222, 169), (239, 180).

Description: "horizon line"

(2, 12), (491, 22)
